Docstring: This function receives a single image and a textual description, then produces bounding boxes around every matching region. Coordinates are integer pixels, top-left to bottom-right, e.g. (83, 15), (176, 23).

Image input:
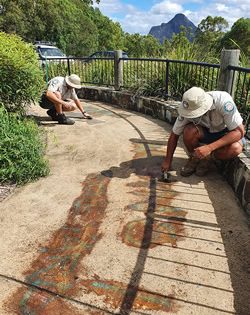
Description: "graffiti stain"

(80, 278), (177, 313)
(120, 220), (185, 248)
(6, 174), (111, 315)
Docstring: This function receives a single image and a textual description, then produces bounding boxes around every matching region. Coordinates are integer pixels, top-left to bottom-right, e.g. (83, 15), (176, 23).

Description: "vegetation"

(0, 105), (49, 184)
(0, 32), (44, 114)
(0, 1), (249, 60)
(0, 32), (48, 184)
(0, 1), (249, 185)
(220, 18), (250, 57)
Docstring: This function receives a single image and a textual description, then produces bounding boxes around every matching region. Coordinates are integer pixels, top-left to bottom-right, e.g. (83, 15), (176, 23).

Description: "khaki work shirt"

(47, 76), (78, 101)
(173, 91), (243, 135)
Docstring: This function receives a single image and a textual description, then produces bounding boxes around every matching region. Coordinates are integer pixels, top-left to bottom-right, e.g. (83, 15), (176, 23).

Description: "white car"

(35, 41), (66, 66)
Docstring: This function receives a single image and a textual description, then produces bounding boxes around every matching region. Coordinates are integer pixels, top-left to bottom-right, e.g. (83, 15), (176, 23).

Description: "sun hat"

(178, 87), (213, 118)
(65, 74), (81, 89)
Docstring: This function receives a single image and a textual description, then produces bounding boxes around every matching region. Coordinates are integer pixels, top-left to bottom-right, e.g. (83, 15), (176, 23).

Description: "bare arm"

(161, 131), (180, 172)
(46, 90), (66, 106)
(194, 124), (245, 158)
(74, 98), (85, 115)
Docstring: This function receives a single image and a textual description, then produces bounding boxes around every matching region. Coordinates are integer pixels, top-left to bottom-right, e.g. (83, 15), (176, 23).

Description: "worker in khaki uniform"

(39, 74), (92, 125)
(161, 87), (246, 176)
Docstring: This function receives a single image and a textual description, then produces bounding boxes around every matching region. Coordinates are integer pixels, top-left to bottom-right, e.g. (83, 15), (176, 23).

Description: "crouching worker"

(39, 74), (92, 125)
(161, 86), (245, 177)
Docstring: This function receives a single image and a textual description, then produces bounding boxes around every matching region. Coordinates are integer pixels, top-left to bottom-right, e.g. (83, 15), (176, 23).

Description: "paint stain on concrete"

(120, 219), (185, 248)
(123, 174), (187, 249)
(80, 277), (177, 313)
(126, 201), (187, 217)
(6, 173), (111, 314)
(5, 129), (184, 314)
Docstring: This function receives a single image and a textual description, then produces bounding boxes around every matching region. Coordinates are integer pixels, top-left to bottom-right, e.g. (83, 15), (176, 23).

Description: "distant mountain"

(149, 13), (197, 43)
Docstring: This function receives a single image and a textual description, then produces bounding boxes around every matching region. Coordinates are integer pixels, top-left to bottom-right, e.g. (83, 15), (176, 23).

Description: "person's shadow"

(27, 113), (58, 127)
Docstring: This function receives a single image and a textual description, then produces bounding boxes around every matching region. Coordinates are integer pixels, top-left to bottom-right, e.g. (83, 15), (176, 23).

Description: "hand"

(161, 159), (171, 172)
(194, 145), (212, 159)
(82, 111), (92, 119)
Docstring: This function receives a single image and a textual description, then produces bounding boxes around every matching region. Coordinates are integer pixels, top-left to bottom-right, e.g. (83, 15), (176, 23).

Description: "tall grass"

(0, 105), (49, 184)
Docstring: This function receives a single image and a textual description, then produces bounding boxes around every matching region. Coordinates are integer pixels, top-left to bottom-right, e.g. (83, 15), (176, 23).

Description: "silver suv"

(34, 41), (66, 65)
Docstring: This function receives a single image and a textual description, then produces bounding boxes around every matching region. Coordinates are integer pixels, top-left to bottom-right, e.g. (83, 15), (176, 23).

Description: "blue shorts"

(200, 127), (246, 147)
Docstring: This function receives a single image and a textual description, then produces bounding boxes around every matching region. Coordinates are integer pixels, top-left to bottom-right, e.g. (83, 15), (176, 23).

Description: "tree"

(0, 0), (127, 56)
(220, 18), (250, 57)
(123, 33), (145, 57)
(141, 35), (162, 57)
(195, 16), (228, 55)
(91, 8), (125, 51)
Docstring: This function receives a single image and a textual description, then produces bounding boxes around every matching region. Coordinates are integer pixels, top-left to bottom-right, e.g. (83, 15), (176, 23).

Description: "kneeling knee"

(231, 142), (243, 156)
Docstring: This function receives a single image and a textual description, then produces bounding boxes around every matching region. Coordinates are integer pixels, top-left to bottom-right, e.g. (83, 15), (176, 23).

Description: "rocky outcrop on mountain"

(149, 13), (197, 43)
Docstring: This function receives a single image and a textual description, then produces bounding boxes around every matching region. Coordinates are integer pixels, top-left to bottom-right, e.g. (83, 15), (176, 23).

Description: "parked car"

(34, 41), (66, 66)
(87, 50), (128, 61)
(89, 51), (128, 58)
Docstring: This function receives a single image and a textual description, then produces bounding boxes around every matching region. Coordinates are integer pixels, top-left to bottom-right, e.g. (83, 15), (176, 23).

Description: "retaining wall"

(78, 86), (250, 215)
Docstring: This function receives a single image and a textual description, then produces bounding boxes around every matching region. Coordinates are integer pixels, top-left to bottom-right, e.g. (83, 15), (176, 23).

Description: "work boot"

(57, 113), (75, 125)
(195, 158), (211, 176)
(180, 156), (200, 177)
(47, 108), (58, 121)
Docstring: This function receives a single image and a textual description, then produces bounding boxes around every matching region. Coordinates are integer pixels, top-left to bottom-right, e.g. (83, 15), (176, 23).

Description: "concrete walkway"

(0, 101), (249, 315)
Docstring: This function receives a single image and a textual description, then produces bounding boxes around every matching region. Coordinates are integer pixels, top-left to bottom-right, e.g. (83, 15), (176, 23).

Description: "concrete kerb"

(78, 86), (250, 215)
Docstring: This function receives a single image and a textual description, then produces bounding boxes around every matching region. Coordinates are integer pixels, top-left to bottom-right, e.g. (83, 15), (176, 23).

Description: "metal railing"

(42, 57), (115, 86)
(122, 58), (220, 99)
(42, 56), (250, 137)
(228, 65), (250, 137)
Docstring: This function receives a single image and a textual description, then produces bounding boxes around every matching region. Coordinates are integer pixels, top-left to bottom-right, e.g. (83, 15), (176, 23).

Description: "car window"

(92, 52), (101, 58)
(122, 53), (128, 58)
(38, 47), (65, 58)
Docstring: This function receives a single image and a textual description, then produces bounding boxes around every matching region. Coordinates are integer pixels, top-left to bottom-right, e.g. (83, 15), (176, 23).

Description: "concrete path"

(0, 101), (249, 315)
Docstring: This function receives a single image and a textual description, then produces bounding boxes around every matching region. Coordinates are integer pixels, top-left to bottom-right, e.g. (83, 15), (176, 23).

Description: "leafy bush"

(0, 32), (45, 114)
(0, 105), (49, 184)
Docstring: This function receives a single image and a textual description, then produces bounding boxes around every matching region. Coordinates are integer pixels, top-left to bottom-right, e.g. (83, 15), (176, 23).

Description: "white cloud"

(151, 1), (183, 15)
(93, 0), (250, 34)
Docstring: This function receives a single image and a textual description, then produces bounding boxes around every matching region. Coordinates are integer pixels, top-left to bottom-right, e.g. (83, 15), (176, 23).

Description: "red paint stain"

(6, 174), (111, 315)
(80, 277), (178, 313)
(120, 219), (185, 248)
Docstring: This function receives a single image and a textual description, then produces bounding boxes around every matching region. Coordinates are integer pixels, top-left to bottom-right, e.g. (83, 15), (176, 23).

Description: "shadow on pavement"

(101, 154), (250, 315)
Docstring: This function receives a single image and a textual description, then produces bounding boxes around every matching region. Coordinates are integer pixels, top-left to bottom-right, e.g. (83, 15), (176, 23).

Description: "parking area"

(0, 101), (249, 315)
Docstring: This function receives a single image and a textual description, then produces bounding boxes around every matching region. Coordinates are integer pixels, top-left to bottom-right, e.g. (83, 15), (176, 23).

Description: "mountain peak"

(149, 13), (197, 43)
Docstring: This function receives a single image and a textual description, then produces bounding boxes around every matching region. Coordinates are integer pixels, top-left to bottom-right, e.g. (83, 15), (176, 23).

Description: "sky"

(93, 0), (250, 34)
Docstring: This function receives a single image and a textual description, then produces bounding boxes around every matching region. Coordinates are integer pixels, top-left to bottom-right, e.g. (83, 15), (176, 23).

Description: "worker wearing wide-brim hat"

(161, 86), (246, 177)
(39, 74), (92, 125)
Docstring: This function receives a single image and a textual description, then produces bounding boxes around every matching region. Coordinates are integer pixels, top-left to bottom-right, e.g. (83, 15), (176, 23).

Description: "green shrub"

(0, 32), (45, 114)
(0, 105), (49, 184)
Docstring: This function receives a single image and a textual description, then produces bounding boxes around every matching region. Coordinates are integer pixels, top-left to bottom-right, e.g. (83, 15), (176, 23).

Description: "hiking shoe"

(57, 113), (75, 125)
(195, 158), (210, 176)
(47, 108), (58, 121)
(180, 157), (200, 177)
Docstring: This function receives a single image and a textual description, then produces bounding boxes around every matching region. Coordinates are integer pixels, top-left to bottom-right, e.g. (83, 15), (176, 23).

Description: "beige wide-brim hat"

(65, 74), (82, 89)
(178, 87), (213, 118)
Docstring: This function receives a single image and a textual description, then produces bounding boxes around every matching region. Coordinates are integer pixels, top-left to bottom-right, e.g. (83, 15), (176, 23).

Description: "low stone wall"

(78, 86), (250, 215)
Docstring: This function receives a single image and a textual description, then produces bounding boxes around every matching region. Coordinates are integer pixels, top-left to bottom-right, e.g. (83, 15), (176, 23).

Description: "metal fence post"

(114, 50), (123, 90)
(165, 60), (169, 98)
(217, 49), (240, 97)
(67, 57), (71, 76)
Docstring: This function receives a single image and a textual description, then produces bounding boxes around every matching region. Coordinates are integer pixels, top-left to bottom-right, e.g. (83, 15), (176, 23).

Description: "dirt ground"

(0, 101), (249, 315)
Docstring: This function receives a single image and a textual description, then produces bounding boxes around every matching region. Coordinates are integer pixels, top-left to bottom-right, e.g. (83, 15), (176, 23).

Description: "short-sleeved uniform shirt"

(47, 76), (78, 101)
(173, 91), (243, 135)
